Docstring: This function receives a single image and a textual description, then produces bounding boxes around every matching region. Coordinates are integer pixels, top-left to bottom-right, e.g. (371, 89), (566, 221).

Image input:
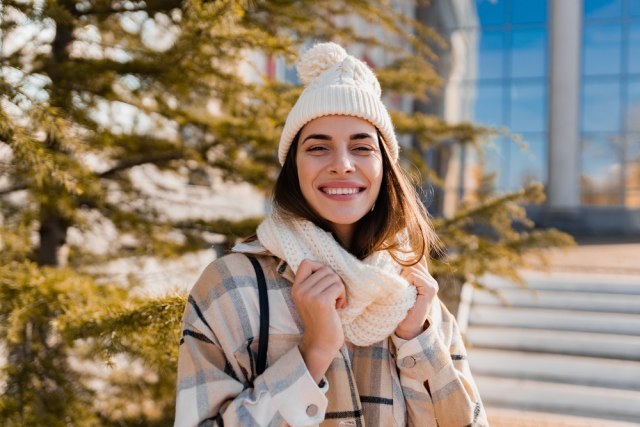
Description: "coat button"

(403, 356), (416, 368)
(306, 404), (319, 417)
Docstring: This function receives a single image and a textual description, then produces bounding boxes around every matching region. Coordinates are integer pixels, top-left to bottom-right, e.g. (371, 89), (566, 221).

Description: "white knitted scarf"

(256, 212), (417, 347)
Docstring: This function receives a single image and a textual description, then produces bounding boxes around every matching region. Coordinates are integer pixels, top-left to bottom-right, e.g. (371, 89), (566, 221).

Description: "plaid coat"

(174, 243), (488, 427)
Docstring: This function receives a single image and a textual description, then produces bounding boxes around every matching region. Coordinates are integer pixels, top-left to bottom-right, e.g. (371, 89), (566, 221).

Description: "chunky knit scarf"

(256, 212), (417, 347)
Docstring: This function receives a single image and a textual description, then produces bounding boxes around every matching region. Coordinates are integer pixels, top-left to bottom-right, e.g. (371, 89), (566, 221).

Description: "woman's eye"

(307, 146), (327, 152)
(354, 146), (374, 152)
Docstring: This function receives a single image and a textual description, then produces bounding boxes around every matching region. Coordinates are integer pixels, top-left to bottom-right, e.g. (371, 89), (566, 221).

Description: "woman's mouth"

(321, 187), (364, 195)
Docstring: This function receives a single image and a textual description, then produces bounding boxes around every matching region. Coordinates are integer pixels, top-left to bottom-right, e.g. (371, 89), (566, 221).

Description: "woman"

(174, 42), (487, 427)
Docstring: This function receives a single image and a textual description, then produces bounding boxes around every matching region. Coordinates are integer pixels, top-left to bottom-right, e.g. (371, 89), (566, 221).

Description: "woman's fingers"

(295, 259), (324, 284)
(293, 260), (346, 372)
(322, 279), (347, 309)
(396, 260), (439, 339)
(298, 267), (337, 296)
(309, 270), (348, 309)
(293, 261), (331, 297)
(293, 260), (348, 309)
(401, 264), (439, 297)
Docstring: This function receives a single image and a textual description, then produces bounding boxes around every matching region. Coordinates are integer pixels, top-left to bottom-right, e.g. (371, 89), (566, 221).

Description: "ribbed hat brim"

(278, 85), (399, 165)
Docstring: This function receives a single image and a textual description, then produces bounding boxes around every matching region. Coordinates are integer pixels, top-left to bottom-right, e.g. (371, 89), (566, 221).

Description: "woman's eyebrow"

(302, 133), (332, 143)
(350, 133), (374, 140)
(302, 132), (374, 144)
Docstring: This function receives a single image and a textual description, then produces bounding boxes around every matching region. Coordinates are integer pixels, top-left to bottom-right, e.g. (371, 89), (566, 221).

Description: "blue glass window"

(510, 81), (547, 132)
(476, 0), (505, 26)
(460, 0), (551, 195)
(584, 0), (623, 20)
(626, 80), (640, 132)
(581, 134), (625, 205)
(583, 24), (623, 76)
(511, 0), (547, 24)
(582, 80), (622, 132)
(631, 0), (640, 16)
(510, 28), (547, 78)
(628, 24), (640, 74)
(507, 134), (547, 189)
(482, 136), (509, 190)
(473, 83), (505, 127)
(627, 135), (640, 184)
(478, 30), (505, 79)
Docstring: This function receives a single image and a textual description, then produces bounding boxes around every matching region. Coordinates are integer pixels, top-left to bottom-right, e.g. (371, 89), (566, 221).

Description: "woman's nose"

(329, 149), (355, 174)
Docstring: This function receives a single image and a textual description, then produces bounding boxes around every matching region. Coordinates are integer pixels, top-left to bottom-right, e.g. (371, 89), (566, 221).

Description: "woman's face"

(296, 115), (383, 246)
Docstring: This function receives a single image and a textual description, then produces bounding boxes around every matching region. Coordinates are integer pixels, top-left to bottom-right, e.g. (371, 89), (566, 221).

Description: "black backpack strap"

(246, 255), (269, 377)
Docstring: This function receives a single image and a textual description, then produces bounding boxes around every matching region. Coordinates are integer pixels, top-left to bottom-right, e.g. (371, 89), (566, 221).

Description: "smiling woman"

(294, 116), (383, 248)
(174, 42), (488, 427)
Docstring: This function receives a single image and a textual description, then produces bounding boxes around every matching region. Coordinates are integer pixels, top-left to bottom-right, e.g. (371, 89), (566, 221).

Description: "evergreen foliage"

(0, 0), (572, 424)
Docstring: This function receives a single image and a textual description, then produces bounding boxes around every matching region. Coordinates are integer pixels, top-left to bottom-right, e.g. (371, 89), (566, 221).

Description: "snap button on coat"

(306, 404), (319, 417)
(403, 356), (416, 368)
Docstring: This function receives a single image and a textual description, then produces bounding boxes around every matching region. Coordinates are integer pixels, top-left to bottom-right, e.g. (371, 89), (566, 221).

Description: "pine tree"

(0, 0), (572, 424)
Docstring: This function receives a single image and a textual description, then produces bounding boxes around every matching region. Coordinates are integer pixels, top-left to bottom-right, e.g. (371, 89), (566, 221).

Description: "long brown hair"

(273, 128), (440, 266)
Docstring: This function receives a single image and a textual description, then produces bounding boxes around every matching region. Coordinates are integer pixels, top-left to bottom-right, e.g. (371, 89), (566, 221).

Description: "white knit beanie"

(278, 42), (399, 165)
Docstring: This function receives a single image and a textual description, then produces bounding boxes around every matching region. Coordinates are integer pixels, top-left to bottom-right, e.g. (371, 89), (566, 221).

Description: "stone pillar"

(547, 0), (582, 210)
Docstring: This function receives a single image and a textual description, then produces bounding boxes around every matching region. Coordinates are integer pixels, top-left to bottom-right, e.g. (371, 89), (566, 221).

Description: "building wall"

(435, 0), (640, 235)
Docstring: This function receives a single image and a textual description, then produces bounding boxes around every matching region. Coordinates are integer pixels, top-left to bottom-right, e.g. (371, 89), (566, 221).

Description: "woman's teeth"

(323, 188), (360, 195)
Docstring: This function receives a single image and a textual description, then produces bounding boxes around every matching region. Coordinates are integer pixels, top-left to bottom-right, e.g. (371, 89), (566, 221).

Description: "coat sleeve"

(174, 318), (329, 427)
(174, 260), (328, 427)
(391, 300), (489, 427)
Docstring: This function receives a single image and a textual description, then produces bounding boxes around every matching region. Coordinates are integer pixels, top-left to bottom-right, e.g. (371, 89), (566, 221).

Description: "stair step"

(469, 306), (640, 336)
(481, 273), (640, 295)
(466, 326), (640, 360)
(467, 349), (640, 390)
(475, 375), (640, 423)
(471, 289), (640, 314)
(486, 407), (640, 427)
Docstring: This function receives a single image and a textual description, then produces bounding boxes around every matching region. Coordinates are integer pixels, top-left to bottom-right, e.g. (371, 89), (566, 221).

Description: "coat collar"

(232, 239), (295, 283)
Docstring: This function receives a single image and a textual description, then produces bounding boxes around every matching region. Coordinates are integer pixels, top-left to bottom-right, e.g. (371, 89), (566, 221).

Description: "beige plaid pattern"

(174, 250), (488, 426)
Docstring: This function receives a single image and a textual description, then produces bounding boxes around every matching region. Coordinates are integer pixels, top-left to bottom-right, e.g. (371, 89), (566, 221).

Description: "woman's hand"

(292, 259), (347, 383)
(395, 257), (439, 340)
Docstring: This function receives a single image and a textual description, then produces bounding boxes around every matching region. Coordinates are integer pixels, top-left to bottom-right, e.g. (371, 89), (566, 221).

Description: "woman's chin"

(322, 213), (368, 226)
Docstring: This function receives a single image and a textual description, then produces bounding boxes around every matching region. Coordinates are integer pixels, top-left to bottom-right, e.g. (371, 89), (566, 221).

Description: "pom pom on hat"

(278, 42), (399, 165)
(297, 42), (348, 86)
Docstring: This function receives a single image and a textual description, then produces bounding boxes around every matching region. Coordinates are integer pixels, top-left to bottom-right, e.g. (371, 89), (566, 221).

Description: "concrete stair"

(459, 272), (640, 424)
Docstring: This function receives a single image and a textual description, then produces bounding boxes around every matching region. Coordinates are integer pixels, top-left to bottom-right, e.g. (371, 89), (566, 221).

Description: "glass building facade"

(581, 0), (640, 207)
(457, 0), (548, 193)
(439, 0), (640, 233)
